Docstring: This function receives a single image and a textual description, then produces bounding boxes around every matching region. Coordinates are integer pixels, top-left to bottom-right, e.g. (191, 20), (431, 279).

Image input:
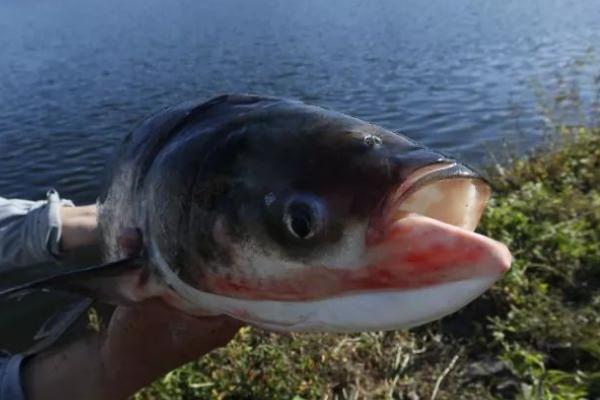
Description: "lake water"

(1, 0), (600, 204)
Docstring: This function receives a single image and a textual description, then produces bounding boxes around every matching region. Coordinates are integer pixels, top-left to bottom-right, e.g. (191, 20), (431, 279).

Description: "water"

(1, 0), (600, 204)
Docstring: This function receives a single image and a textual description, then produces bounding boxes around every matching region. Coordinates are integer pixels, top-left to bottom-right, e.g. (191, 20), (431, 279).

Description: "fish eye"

(283, 195), (325, 240)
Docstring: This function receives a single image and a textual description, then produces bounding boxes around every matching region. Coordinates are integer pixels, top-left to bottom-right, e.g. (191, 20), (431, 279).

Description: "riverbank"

(136, 127), (600, 399)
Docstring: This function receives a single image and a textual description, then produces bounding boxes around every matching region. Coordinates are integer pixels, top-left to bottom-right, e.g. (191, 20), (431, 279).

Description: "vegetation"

(135, 61), (600, 399)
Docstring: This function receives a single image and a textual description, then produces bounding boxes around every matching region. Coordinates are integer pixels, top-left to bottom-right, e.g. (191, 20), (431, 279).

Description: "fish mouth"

(368, 162), (491, 243)
(358, 161), (511, 295)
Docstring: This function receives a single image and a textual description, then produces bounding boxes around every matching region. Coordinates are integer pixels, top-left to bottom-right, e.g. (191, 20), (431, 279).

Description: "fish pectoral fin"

(0, 257), (159, 305)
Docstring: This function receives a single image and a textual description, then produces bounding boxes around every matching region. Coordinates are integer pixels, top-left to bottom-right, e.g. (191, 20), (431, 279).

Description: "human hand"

(97, 229), (243, 397)
(24, 300), (242, 400)
(100, 300), (242, 399)
(24, 223), (243, 400)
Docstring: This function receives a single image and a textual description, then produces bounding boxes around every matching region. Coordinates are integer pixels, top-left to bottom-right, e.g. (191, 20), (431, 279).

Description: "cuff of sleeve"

(45, 189), (75, 258)
(0, 354), (26, 400)
(26, 189), (75, 262)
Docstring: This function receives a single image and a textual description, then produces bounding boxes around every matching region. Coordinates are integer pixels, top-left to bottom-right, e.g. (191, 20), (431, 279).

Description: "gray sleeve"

(0, 354), (25, 400)
(0, 190), (74, 271)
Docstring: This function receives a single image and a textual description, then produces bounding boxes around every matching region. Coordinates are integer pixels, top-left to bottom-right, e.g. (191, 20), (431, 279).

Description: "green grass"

(135, 127), (600, 400)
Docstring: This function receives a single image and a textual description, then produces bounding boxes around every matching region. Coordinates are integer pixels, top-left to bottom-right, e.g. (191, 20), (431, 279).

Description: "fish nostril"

(363, 135), (383, 147)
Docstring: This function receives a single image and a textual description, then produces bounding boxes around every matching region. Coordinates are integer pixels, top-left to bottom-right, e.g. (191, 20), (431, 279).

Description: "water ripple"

(1, 0), (599, 202)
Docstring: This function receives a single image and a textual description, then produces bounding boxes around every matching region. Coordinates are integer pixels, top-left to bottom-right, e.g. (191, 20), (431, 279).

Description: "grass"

(133, 125), (600, 400)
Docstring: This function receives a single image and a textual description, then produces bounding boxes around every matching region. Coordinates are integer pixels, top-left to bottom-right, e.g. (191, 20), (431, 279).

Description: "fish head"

(141, 95), (511, 331)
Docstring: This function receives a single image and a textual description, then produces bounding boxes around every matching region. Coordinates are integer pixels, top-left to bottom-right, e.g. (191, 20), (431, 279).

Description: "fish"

(1, 94), (511, 333)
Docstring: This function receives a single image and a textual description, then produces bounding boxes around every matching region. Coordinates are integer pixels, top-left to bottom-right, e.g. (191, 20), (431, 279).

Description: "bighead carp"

(2, 94), (511, 333)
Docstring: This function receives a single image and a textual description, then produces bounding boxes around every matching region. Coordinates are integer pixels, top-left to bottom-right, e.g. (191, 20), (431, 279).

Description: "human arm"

(58, 204), (97, 252)
(0, 190), (97, 270)
(0, 190), (100, 400)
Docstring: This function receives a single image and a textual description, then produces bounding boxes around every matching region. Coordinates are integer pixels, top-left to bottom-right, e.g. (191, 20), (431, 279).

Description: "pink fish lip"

(379, 215), (512, 280)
